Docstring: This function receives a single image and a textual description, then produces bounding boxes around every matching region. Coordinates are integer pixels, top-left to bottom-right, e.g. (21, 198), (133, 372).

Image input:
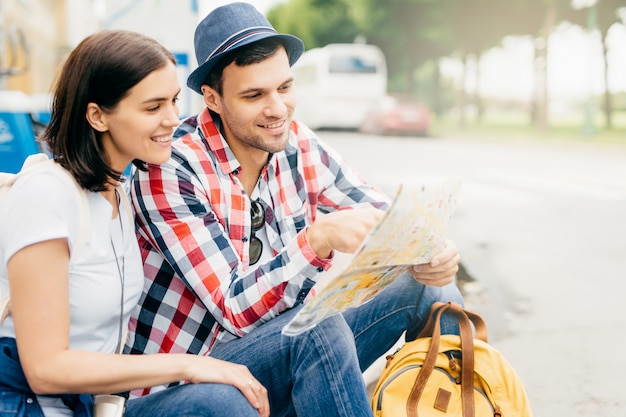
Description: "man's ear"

(201, 85), (222, 115)
(85, 102), (108, 132)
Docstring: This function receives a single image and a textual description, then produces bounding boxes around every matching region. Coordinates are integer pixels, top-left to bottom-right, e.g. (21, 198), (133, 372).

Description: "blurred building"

(1, 0), (202, 115)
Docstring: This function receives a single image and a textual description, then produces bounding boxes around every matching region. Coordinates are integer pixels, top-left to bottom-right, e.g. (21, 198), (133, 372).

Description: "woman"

(0, 30), (268, 417)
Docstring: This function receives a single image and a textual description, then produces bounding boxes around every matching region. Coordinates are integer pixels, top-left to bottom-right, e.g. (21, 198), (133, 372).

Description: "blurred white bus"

(292, 43), (387, 130)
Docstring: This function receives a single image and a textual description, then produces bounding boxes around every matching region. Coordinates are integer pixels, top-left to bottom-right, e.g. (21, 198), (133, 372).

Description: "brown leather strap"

(407, 303), (447, 417)
(416, 301), (488, 343)
(459, 306), (488, 343)
(407, 302), (482, 417)
(452, 303), (476, 417)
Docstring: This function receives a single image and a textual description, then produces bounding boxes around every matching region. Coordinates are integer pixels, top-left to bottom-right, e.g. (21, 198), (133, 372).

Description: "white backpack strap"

(116, 183), (134, 225)
(38, 159), (91, 254)
(0, 294), (10, 323)
(0, 153), (50, 190)
(18, 153), (50, 171)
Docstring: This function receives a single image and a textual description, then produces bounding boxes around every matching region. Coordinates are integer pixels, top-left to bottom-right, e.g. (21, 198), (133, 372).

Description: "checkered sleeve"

(298, 124), (393, 212)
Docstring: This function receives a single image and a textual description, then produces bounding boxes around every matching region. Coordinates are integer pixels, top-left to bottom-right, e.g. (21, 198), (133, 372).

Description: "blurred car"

(359, 94), (430, 136)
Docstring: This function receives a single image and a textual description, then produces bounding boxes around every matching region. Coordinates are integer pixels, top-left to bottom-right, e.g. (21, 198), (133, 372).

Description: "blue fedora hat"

(187, 2), (305, 95)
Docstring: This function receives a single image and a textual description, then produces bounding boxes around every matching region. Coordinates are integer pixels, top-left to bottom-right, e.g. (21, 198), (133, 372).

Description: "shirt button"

(26, 398), (34, 404)
(242, 237), (248, 242)
(317, 267), (324, 272)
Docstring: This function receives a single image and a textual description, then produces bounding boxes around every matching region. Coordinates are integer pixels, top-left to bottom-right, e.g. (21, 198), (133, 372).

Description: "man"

(126, 3), (463, 416)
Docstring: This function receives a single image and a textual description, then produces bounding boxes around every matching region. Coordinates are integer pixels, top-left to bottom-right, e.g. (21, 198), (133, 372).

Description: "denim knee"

(287, 312), (358, 365)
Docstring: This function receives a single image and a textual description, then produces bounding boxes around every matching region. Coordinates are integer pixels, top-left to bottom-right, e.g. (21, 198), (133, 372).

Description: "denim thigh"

(125, 383), (258, 417)
(343, 273), (464, 371)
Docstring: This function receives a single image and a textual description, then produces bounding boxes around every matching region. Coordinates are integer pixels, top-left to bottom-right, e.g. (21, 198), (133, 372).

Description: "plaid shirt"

(126, 108), (390, 394)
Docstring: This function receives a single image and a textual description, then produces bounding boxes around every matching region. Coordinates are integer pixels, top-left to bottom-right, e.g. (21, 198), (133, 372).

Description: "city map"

(282, 178), (462, 336)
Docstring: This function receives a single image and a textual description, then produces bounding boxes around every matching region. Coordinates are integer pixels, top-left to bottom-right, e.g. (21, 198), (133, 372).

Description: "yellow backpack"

(371, 302), (533, 417)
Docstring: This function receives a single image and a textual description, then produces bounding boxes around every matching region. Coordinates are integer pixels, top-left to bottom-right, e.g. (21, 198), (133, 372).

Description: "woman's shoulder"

(9, 168), (81, 207)
(0, 169), (89, 260)
(0, 167), (92, 236)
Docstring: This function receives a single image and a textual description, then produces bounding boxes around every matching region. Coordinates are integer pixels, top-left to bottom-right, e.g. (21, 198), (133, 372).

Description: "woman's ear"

(201, 85), (222, 115)
(85, 102), (108, 132)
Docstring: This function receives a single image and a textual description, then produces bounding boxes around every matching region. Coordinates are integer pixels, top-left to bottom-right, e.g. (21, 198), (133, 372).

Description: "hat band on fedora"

(206, 27), (278, 63)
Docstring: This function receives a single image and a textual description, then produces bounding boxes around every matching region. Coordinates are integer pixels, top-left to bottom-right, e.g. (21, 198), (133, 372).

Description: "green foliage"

(595, 0), (626, 33)
(267, 0), (625, 66)
(266, 0), (626, 127)
(268, 0), (363, 49)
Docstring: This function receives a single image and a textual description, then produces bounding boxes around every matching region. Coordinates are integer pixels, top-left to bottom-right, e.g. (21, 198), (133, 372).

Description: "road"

(318, 130), (626, 417)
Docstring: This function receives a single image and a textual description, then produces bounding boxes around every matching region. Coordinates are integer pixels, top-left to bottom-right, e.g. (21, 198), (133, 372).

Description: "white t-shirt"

(0, 169), (144, 416)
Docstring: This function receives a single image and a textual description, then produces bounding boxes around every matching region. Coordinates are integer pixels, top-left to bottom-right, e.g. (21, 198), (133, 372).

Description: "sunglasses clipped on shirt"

(249, 199), (265, 265)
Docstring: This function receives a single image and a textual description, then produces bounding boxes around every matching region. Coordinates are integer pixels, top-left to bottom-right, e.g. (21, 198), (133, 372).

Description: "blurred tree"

(356, 0), (448, 92)
(533, 0), (625, 130)
(268, 0), (624, 132)
(270, 0), (455, 110)
(437, 0), (534, 125)
(569, 0), (626, 129)
(493, 0), (580, 130)
(352, 0), (465, 118)
(267, 0), (361, 48)
(271, 0), (576, 127)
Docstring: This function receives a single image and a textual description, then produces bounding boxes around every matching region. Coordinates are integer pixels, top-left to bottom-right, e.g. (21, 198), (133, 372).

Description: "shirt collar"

(197, 108), (241, 176)
(195, 108), (298, 177)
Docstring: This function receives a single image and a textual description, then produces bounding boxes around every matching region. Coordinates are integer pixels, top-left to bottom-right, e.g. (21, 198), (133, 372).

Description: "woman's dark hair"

(206, 37), (285, 96)
(42, 30), (176, 192)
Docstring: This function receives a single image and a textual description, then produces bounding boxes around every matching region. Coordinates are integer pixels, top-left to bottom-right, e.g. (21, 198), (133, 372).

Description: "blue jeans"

(125, 383), (259, 417)
(209, 273), (463, 417)
(345, 274), (463, 372)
